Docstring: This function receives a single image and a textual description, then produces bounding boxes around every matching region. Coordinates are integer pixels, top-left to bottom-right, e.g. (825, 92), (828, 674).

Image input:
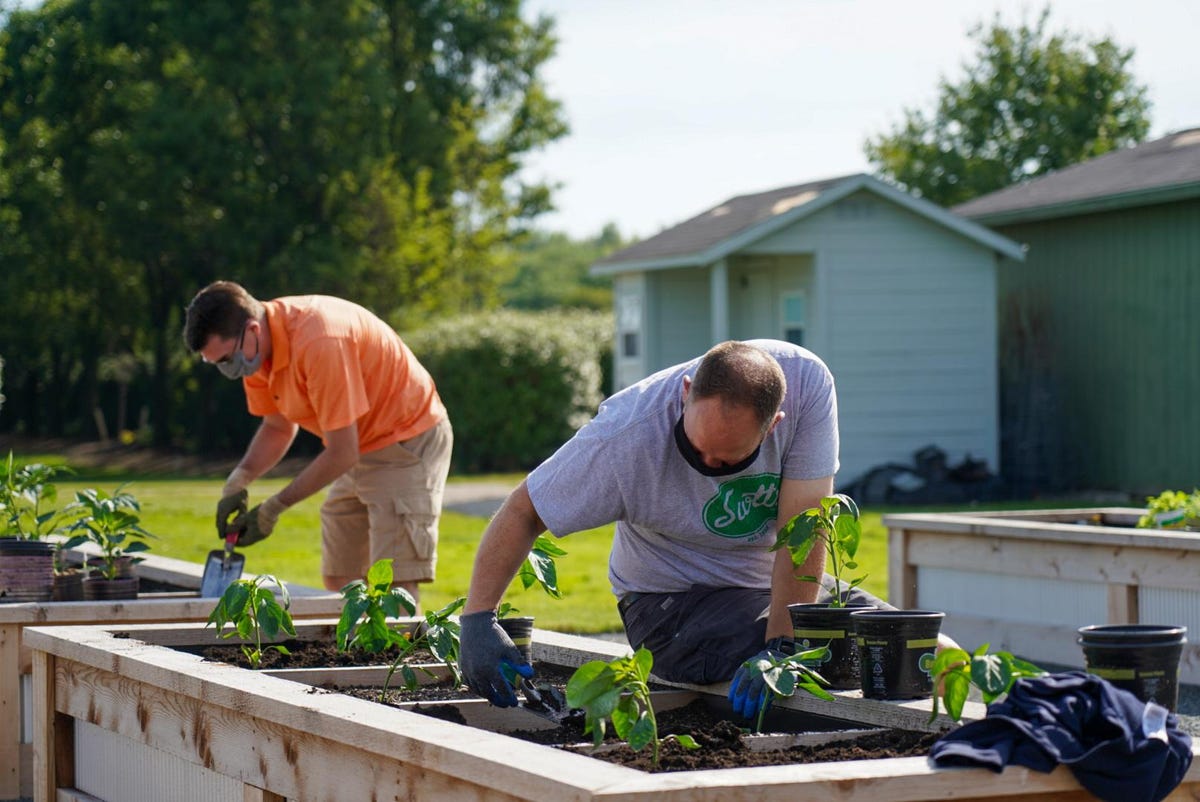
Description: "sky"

(521, 0), (1200, 239)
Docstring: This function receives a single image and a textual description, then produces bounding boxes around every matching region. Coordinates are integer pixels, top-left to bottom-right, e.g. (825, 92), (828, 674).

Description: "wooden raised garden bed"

(885, 507), (1200, 681)
(0, 547), (338, 802)
(24, 617), (1199, 801)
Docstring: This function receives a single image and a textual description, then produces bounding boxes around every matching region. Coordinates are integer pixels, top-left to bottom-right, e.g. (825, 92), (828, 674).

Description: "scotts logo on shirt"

(702, 473), (781, 538)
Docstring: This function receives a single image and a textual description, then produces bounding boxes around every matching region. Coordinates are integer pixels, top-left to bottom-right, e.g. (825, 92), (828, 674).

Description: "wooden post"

(1107, 583), (1139, 625)
(32, 649), (73, 801)
(888, 527), (917, 608)
(0, 623), (18, 800)
(244, 787), (287, 802)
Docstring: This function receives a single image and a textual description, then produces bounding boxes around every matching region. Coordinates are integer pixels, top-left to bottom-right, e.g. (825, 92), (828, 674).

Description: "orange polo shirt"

(243, 296), (446, 454)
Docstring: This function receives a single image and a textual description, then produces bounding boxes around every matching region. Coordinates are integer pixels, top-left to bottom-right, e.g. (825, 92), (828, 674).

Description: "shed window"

(622, 332), (639, 358)
(782, 292), (806, 346)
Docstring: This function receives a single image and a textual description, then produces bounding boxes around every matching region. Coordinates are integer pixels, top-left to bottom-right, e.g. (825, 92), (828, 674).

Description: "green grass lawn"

(37, 465), (1118, 635)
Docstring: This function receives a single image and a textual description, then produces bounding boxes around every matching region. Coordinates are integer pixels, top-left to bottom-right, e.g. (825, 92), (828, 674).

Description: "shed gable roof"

(953, 127), (1200, 225)
(592, 173), (1023, 275)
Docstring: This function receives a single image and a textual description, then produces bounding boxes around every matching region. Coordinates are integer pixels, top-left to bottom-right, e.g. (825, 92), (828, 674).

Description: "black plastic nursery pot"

(852, 609), (944, 700)
(0, 537), (56, 602)
(82, 575), (140, 601)
(1077, 624), (1187, 711)
(788, 602), (876, 690)
(498, 615), (535, 664)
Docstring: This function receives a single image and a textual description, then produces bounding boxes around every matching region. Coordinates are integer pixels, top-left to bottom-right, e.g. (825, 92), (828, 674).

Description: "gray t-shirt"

(526, 340), (838, 597)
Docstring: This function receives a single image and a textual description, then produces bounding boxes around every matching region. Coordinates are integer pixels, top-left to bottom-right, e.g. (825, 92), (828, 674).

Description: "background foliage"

(404, 309), (612, 472)
(865, 8), (1150, 207)
(0, 0), (568, 451)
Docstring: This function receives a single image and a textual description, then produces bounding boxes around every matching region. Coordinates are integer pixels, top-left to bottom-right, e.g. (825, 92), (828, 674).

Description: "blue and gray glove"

(459, 610), (533, 707)
(728, 636), (796, 719)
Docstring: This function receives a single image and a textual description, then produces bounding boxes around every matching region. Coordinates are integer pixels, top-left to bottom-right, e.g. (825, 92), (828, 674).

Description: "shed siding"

(646, 267), (711, 373)
(752, 191), (999, 486)
(994, 198), (1200, 494)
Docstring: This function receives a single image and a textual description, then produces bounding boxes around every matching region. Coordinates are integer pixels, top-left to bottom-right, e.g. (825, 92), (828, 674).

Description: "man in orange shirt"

(183, 281), (453, 600)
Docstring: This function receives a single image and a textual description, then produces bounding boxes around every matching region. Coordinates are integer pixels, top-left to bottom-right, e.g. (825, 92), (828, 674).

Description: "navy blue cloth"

(930, 671), (1192, 802)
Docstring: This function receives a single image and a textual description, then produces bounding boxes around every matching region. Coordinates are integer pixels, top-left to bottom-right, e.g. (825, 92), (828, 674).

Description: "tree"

(501, 223), (625, 311)
(0, 0), (567, 449)
(864, 8), (1151, 208)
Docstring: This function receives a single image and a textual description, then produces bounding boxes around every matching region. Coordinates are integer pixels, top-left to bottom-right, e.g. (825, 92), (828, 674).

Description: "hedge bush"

(404, 310), (612, 473)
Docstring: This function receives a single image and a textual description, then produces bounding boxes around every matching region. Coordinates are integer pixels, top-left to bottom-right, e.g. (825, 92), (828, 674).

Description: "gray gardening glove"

(228, 496), (287, 547)
(460, 610), (532, 707)
(728, 637), (796, 719)
(215, 488), (248, 539)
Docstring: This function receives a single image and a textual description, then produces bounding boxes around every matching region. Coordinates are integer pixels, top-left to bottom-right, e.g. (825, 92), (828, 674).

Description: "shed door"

(730, 255), (813, 344)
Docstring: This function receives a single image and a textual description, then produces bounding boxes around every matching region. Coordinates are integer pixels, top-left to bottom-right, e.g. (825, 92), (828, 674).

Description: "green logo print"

(702, 473), (780, 538)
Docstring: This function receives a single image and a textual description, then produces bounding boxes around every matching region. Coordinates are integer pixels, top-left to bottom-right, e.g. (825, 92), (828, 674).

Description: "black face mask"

(673, 414), (762, 477)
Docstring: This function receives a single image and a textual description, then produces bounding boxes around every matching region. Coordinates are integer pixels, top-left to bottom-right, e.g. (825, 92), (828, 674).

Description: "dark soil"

(195, 640), (437, 670)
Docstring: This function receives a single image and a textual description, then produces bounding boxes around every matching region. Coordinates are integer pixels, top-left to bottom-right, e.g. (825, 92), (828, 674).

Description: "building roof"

(953, 127), (1200, 225)
(592, 173), (1024, 275)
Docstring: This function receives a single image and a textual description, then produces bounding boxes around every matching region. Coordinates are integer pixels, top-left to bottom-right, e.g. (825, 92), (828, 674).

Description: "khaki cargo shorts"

(320, 417), (453, 583)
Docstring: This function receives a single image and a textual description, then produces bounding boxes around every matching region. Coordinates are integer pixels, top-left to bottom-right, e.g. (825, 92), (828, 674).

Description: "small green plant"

(62, 486), (155, 579)
(518, 534), (568, 598)
(736, 646), (836, 734)
(381, 596), (466, 699)
(771, 493), (864, 606)
(0, 453), (78, 540)
(206, 574), (296, 669)
(566, 647), (699, 768)
(928, 644), (1046, 723)
(336, 559), (417, 653)
(1137, 489), (1200, 530)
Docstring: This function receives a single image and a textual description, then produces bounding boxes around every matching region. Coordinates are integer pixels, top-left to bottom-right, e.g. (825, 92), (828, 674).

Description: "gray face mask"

(216, 324), (263, 380)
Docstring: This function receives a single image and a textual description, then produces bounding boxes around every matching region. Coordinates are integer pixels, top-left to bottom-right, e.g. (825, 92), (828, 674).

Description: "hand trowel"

(200, 532), (245, 597)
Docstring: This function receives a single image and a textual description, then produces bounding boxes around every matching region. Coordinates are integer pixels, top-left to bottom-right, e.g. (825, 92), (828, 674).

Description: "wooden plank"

(904, 530), (1200, 589)
(50, 658), (626, 801)
(0, 623), (18, 800)
(243, 787), (286, 802)
(882, 512), (1200, 551)
(1107, 584), (1138, 625)
(264, 663), (451, 688)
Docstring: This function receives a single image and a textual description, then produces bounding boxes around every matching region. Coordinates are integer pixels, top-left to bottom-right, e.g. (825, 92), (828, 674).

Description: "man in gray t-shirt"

(458, 339), (887, 715)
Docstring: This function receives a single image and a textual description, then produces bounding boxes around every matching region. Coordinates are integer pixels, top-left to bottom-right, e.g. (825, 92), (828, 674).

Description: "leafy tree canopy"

(864, 8), (1151, 207)
(501, 223), (626, 311)
(0, 0), (567, 448)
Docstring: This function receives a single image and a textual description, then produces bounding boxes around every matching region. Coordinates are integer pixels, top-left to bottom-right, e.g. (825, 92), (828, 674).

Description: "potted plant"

(1136, 489), (1200, 530)
(62, 486), (156, 600)
(0, 453), (78, 603)
(771, 493), (874, 688)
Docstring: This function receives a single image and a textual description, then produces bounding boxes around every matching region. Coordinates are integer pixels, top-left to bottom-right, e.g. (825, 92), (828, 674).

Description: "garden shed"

(591, 173), (1024, 488)
(954, 127), (1200, 495)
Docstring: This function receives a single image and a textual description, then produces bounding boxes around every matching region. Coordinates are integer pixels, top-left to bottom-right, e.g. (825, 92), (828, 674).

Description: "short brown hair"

(690, 341), (786, 429)
(183, 281), (263, 352)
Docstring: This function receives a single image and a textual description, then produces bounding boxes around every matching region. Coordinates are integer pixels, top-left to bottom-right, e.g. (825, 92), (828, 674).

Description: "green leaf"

(673, 734), (700, 750)
(366, 559), (394, 590)
(833, 514), (860, 559)
(971, 654), (1014, 700)
(627, 715), (656, 751)
(942, 670), (971, 721)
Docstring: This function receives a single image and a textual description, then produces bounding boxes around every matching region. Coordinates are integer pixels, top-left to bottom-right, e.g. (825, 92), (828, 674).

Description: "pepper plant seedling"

(336, 558), (417, 653)
(380, 596), (466, 699)
(517, 534), (568, 598)
(566, 647), (699, 768)
(771, 493), (864, 606)
(207, 574), (296, 669)
(737, 645), (835, 734)
(928, 643), (1046, 723)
